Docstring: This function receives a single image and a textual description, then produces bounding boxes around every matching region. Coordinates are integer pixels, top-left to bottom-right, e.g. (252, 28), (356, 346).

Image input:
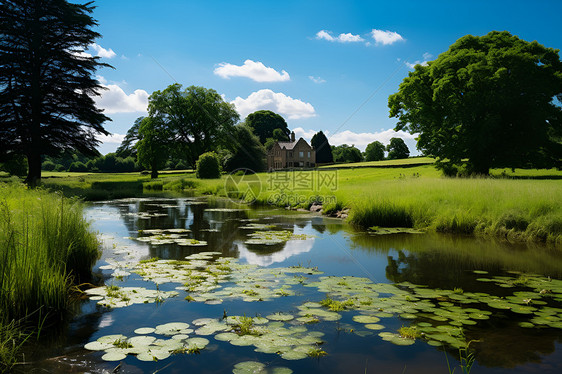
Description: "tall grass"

(0, 183), (100, 369)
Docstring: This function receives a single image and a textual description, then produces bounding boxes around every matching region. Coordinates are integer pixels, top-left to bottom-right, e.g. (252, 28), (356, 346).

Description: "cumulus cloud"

(293, 127), (318, 141)
(97, 133), (125, 144)
(214, 60), (290, 82)
(370, 29), (405, 45)
(231, 89), (315, 120)
(308, 76), (326, 84)
(94, 78), (149, 114)
(315, 30), (364, 43)
(90, 43), (117, 58)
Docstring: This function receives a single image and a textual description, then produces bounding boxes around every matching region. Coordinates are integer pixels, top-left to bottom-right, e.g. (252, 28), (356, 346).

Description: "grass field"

(7, 159), (561, 246)
(0, 184), (100, 370)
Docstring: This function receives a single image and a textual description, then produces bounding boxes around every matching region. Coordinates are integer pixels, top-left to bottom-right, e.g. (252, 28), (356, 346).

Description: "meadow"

(35, 159), (562, 246)
(0, 184), (100, 371)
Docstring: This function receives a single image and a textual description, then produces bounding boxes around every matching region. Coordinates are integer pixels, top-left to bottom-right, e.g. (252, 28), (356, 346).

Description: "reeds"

(0, 183), (100, 369)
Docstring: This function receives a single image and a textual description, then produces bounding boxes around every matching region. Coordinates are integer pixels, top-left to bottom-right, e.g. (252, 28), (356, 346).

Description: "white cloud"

(90, 43), (117, 59)
(315, 30), (364, 43)
(405, 52), (433, 70)
(97, 133), (125, 144)
(232, 89), (315, 120)
(293, 127), (318, 141)
(308, 76), (326, 84)
(214, 60), (290, 82)
(370, 29), (405, 45)
(94, 78), (149, 114)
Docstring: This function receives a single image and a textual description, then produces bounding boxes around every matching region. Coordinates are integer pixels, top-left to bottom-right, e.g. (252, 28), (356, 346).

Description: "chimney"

(290, 131), (295, 142)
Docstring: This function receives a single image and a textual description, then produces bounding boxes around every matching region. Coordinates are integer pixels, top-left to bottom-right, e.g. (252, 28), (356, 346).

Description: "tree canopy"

(386, 138), (410, 160)
(332, 144), (363, 163)
(0, 0), (110, 185)
(148, 84), (239, 168)
(364, 141), (386, 161)
(224, 124), (267, 172)
(311, 131), (334, 164)
(245, 110), (290, 144)
(389, 31), (562, 175)
(135, 117), (169, 178)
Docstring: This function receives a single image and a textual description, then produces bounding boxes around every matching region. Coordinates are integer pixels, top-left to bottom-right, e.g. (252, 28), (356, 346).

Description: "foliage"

(148, 84), (239, 168)
(389, 31), (562, 175)
(136, 117), (170, 178)
(245, 110), (290, 144)
(196, 152), (221, 179)
(311, 131), (334, 163)
(0, 155), (27, 177)
(116, 116), (143, 158)
(364, 140), (386, 161)
(0, 0), (111, 186)
(331, 144), (363, 163)
(386, 138), (410, 160)
(223, 125), (267, 172)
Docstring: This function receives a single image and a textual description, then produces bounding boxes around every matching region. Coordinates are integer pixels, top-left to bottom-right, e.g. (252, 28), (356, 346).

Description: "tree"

(389, 31), (562, 175)
(148, 84), (239, 168)
(116, 116), (142, 158)
(245, 110), (290, 144)
(224, 124), (267, 172)
(311, 131), (334, 164)
(0, 0), (110, 186)
(331, 144), (363, 163)
(364, 140), (386, 161)
(135, 117), (169, 178)
(386, 138), (410, 160)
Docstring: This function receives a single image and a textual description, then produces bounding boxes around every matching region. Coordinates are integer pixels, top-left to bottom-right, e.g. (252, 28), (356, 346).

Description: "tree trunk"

(25, 152), (41, 187)
(151, 164), (158, 179)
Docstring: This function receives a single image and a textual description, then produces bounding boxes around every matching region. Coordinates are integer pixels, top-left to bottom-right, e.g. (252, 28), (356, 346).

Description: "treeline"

(331, 138), (410, 163)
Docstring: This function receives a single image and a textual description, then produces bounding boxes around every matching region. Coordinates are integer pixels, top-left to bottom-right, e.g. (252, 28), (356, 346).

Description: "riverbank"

(0, 184), (100, 371)
(22, 161), (562, 247)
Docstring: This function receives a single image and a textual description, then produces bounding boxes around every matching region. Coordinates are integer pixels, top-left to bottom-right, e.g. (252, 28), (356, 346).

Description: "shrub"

(69, 161), (88, 172)
(42, 160), (56, 171)
(196, 152), (221, 179)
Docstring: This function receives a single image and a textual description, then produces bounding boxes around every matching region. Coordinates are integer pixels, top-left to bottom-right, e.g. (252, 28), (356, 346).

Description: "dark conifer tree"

(0, 0), (110, 185)
(311, 130), (334, 164)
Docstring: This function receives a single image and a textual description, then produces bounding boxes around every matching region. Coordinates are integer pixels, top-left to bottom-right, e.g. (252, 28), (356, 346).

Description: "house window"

(307, 151), (310, 158)
(299, 151), (304, 158)
(289, 151), (293, 157)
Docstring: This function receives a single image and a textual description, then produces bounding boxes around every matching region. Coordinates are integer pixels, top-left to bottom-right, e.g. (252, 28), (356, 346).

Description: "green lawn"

(7, 160), (561, 246)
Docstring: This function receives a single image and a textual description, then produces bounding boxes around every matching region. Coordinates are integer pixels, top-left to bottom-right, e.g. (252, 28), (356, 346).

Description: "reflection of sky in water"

(237, 238), (315, 266)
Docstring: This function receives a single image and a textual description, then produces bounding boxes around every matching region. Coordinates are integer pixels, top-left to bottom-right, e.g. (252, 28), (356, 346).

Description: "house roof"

(277, 141), (298, 150)
(276, 138), (313, 150)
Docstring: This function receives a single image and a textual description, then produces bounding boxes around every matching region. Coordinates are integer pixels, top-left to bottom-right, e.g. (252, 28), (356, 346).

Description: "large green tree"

(245, 110), (290, 144)
(364, 140), (386, 161)
(224, 124), (267, 172)
(116, 116), (142, 158)
(389, 31), (562, 175)
(135, 117), (169, 178)
(0, 0), (110, 185)
(386, 138), (410, 160)
(311, 131), (334, 164)
(148, 84), (239, 168)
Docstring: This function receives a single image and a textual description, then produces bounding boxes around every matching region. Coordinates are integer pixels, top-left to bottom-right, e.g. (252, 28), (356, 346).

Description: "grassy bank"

(0, 184), (100, 371)
(24, 161), (562, 246)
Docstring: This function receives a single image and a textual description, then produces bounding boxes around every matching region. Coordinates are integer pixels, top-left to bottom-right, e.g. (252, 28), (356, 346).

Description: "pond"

(24, 197), (562, 373)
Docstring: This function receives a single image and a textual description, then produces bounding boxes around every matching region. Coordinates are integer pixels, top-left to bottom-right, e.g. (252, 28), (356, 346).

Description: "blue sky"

(88, 0), (562, 155)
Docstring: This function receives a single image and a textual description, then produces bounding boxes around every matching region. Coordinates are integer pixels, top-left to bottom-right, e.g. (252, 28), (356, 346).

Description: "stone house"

(267, 131), (316, 170)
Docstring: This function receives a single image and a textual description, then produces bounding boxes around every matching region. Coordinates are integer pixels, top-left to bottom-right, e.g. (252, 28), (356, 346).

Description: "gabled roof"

(277, 138), (312, 150)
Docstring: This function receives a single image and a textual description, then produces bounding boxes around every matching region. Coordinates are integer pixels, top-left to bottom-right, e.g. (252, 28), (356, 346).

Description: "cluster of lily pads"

(84, 321), (209, 362)
(85, 285), (178, 308)
(131, 228), (208, 246)
(245, 230), (313, 245)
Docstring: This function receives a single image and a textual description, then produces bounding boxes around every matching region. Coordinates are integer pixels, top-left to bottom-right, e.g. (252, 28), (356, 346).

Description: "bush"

(196, 152), (221, 179)
(68, 161), (88, 172)
(42, 160), (56, 171)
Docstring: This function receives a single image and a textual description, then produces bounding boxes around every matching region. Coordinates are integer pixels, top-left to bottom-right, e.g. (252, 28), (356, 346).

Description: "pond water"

(24, 197), (562, 373)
